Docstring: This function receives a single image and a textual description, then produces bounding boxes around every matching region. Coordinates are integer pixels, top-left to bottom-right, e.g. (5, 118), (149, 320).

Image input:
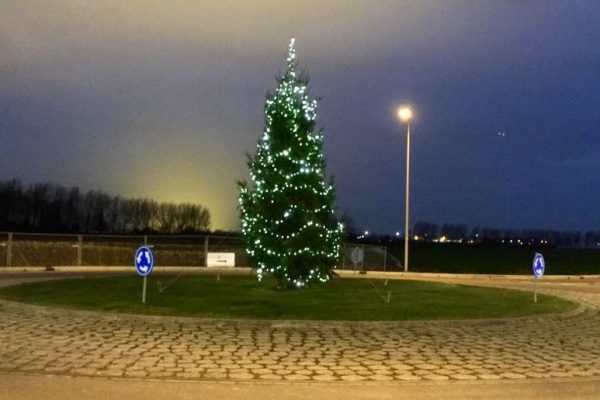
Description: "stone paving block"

(202, 372), (227, 379)
(228, 372), (255, 380)
(329, 365), (350, 371)
(294, 369), (313, 375)
(524, 372), (546, 379)
(44, 366), (71, 373)
(125, 370), (148, 378)
(71, 367), (98, 375)
(500, 372), (526, 379)
(100, 369), (124, 377)
(284, 374), (311, 381)
(390, 364), (414, 371)
(450, 373), (478, 380)
(18, 364), (44, 372)
(368, 374), (395, 381)
(395, 374), (420, 381)
(423, 373), (450, 381)
(549, 371), (574, 378)
(339, 375), (366, 381)
(312, 374), (337, 381)
(257, 374), (283, 380)
(253, 368), (273, 374)
(176, 371), (202, 379)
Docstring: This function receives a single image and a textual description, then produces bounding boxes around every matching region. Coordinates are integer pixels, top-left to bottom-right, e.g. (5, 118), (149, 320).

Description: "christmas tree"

(239, 38), (343, 289)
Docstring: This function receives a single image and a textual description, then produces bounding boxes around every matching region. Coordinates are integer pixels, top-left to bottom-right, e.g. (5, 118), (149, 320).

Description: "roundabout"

(0, 271), (599, 388)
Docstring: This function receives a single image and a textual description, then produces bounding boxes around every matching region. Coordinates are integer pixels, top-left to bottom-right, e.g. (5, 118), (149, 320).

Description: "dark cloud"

(1, 1), (599, 231)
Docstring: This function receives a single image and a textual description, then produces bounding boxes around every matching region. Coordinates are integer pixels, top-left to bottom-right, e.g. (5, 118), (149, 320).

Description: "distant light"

(364, 230), (369, 236)
(413, 235), (420, 241)
(397, 106), (413, 122)
(439, 236), (447, 243)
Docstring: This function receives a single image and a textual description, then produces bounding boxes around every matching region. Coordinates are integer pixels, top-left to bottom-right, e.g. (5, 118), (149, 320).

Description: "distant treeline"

(341, 215), (600, 248)
(0, 179), (210, 234)
(411, 221), (600, 248)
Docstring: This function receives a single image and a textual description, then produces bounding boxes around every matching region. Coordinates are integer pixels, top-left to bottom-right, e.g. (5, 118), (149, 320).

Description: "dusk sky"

(1, 1), (599, 233)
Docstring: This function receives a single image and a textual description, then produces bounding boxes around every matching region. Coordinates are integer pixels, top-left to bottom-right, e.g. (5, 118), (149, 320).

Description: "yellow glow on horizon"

(108, 129), (246, 232)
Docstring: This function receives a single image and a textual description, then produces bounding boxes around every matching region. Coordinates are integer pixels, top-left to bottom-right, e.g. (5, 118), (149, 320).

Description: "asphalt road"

(2, 373), (600, 400)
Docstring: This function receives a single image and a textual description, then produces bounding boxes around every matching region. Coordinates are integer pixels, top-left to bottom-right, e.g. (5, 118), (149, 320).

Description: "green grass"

(0, 275), (577, 320)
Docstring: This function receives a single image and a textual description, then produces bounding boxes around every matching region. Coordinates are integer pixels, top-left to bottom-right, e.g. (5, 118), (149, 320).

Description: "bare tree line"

(0, 179), (210, 234)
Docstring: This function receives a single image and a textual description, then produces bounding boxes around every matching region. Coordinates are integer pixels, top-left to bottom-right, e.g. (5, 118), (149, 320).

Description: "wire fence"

(0, 232), (394, 271)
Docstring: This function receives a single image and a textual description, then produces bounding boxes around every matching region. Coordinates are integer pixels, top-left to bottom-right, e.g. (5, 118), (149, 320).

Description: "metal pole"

(144, 235), (148, 246)
(142, 276), (147, 304)
(361, 244), (365, 272)
(534, 278), (538, 303)
(77, 235), (82, 266)
(383, 246), (387, 272)
(204, 236), (209, 267)
(7, 232), (12, 268)
(404, 124), (411, 272)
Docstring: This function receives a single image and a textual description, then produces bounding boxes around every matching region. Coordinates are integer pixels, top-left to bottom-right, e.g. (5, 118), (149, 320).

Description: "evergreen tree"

(239, 38), (343, 289)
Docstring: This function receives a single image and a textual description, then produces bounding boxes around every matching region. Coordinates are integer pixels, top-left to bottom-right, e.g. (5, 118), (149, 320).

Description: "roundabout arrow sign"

(532, 252), (545, 303)
(135, 246), (154, 277)
(532, 252), (545, 279)
(135, 245), (154, 303)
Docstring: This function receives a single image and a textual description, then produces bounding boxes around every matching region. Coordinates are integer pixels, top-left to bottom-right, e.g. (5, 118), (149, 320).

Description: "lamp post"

(398, 106), (413, 272)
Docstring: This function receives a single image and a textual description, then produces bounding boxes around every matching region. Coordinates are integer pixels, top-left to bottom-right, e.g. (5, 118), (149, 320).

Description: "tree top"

(286, 37), (297, 76)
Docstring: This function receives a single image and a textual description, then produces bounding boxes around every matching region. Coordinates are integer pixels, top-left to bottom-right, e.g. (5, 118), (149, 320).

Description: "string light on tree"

(238, 38), (343, 289)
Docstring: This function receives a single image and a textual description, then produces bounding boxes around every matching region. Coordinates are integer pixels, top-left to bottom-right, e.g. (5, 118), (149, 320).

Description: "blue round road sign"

(135, 246), (154, 277)
(533, 253), (545, 279)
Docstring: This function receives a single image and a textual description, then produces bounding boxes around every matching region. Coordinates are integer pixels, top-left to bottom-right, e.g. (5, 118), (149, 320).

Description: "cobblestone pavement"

(0, 273), (599, 382)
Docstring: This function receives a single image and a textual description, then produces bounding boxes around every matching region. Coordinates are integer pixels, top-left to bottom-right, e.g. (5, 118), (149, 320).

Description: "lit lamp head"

(397, 106), (413, 123)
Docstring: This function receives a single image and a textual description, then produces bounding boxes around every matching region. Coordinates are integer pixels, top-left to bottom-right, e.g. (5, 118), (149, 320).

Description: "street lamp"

(397, 106), (413, 272)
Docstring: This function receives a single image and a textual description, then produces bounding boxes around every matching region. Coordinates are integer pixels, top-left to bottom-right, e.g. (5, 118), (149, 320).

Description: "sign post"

(142, 274), (148, 303)
(350, 246), (364, 275)
(135, 246), (154, 304)
(532, 252), (545, 303)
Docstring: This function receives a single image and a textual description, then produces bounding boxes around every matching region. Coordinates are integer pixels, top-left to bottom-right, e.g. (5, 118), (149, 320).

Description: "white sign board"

(207, 252), (235, 267)
(350, 247), (364, 265)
